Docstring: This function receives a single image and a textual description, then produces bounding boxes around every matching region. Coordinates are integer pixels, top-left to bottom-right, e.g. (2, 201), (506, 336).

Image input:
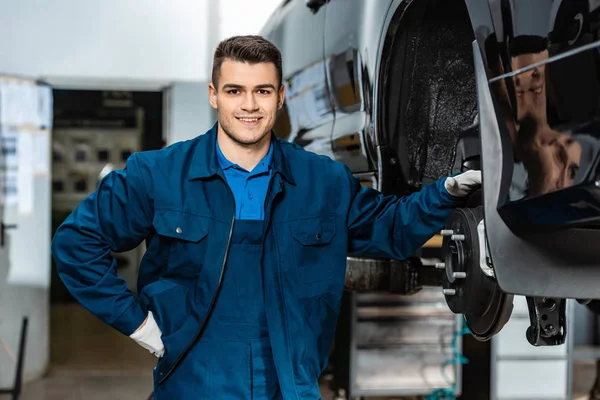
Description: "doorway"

(49, 89), (164, 373)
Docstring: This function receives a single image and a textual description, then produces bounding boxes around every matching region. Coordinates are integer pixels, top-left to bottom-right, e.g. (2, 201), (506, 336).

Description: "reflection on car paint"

(478, 0), (600, 229)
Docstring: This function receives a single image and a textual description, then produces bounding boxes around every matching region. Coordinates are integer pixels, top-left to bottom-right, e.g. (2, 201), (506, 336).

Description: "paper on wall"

(0, 80), (52, 127)
(1, 78), (52, 289)
(37, 86), (53, 129)
(33, 131), (50, 175)
(6, 258), (51, 288)
(0, 81), (28, 126)
(3, 129), (47, 288)
(0, 82), (7, 126)
(0, 129), (19, 206)
(5, 220), (50, 288)
(2, 170), (18, 206)
(1, 129), (18, 169)
(17, 132), (34, 215)
(23, 84), (38, 126)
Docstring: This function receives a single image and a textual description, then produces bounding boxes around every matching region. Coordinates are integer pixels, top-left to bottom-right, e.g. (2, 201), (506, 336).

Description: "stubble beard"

(220, 116), (271, 149)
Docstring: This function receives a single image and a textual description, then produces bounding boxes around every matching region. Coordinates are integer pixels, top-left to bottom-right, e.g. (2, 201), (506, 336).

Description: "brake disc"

(440, 196), (513, 341)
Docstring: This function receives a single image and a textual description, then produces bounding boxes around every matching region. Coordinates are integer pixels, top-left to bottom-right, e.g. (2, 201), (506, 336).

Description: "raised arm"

(346, 166), (479, 259)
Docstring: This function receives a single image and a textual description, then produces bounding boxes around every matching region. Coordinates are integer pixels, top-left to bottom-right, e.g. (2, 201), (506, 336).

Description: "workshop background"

(0, 0), (599, 399)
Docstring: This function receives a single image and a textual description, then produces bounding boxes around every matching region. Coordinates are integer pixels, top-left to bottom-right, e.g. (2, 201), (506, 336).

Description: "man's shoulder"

(277, 138), (346, 176)
(133, 136), (202, 169)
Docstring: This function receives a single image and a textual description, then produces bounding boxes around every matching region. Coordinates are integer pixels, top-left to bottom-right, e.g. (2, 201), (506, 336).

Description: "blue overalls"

(177, 140), (281, 398)
(165, 219), (282, 398)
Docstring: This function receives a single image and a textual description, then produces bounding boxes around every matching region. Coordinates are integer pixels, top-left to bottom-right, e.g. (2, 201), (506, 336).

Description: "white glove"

(444, 170), (482, 197)
(129, 311), (165, 358)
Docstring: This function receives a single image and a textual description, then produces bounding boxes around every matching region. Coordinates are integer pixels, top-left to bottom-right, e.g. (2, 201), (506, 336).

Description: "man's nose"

(241, 93), (259, 111)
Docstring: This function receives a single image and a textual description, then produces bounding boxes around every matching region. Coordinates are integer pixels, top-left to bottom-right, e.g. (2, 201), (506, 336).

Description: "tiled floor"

(9, 304), (600, 399)
(18, 304), (157, 400)
(17, 304), (333, 400)
(19, 374), (338, 400)
(15, 358), (600, 400)
(16, 363), (598, 400)
(20, 370), (155, 400)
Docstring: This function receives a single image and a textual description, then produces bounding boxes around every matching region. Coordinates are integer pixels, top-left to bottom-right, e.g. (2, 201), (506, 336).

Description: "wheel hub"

(439, 195), (513, 341)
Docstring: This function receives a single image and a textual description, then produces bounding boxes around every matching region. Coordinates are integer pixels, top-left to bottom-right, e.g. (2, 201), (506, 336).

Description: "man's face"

(523, 129), (582, 196)
(511, 50), (548, 123)
(209, 60), (285, 147)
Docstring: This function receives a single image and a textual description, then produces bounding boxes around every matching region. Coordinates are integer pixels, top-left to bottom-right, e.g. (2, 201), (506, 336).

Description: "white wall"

(165, 82), (215, 144)
(217, 0), (283, 41)
(0, 0), (210, 86)
(0, 0), (285, 87)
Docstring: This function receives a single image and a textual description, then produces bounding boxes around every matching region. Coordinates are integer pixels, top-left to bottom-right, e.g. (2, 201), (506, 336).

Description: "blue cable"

(425, 317), (471, 400)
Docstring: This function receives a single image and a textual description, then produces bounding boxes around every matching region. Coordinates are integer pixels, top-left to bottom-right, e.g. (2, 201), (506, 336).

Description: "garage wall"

(217, 0), (282, 40)
(165, 82), (216, 144)
(0, 0), (210, 84)
(0, 0), (285, 87)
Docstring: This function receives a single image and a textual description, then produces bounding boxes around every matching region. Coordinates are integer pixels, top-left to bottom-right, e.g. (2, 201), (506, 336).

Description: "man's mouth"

(530, 86), (543, 95)
(236, 117), (262, 125)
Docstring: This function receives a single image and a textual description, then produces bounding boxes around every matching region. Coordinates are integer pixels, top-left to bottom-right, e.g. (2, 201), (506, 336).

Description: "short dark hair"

(509, 35), (549, 57)
(212, 35), (283, 89)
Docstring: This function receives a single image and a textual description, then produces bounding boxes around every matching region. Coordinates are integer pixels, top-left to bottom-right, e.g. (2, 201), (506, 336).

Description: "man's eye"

(569, 165), (579, 180)
(228, 89), (239, 94)
(258, 90), (270, 95)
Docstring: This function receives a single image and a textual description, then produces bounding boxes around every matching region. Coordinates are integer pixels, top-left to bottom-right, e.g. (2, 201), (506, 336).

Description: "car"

(260, 0), (600, 355)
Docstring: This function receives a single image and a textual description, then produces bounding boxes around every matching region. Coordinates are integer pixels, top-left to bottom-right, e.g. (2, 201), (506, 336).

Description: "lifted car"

(261, 0), (600, 357)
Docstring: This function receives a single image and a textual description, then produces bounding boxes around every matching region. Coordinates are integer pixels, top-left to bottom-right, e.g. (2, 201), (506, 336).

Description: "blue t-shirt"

(216, 140), (273, 220)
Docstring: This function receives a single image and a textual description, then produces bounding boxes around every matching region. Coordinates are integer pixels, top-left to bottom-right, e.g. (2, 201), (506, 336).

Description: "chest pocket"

(291, 216), (336, 283)
(153, 210), (209, 274)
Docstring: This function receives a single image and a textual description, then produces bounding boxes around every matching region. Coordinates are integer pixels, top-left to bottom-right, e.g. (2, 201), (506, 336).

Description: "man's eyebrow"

(255, 84), (277, 90)
(222, 83), (243, 90)
(221, 83), (277, 91)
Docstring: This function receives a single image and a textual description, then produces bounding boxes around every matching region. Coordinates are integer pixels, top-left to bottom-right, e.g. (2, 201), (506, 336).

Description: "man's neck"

(217, 126), (271, 172)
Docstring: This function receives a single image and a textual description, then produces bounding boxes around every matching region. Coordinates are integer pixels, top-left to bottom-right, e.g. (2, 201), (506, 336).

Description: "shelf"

(353, 347), (458, 394)
(357, 305), (455, 319)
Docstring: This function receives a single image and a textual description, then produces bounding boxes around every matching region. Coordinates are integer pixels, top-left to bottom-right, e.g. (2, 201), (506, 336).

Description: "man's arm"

(345, 166), (480, 259)
(51, 153), (154, 336)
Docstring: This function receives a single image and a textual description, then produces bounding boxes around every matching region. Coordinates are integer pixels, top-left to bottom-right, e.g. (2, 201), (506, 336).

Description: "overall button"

(316, 233), (322, 240)
(176, 227), (182, 234)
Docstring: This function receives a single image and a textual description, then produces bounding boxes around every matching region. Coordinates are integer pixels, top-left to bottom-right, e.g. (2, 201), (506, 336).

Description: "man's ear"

(277, 84), (286, 110)
(209, 83), (218, 110)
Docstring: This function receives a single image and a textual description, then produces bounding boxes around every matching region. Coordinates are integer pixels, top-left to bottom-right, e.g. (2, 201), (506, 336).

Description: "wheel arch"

(373, 0), (479, 195)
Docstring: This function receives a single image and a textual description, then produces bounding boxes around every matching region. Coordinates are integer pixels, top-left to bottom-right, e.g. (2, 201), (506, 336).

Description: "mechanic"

(51, 35), (481, 399)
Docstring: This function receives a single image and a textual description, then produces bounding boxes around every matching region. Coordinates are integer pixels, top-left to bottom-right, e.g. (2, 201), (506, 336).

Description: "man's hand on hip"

(444, 170), (482, 197)
(129, 311), (165, 358)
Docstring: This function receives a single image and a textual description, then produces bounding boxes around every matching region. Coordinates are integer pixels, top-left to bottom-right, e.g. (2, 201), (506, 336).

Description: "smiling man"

(51, 35), (481, 399)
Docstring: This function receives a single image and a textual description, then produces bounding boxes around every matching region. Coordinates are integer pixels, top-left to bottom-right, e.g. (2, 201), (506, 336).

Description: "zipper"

(157, 175), (236, 386)
(259, 174), (300, 398)
(262, 173), (278, 238)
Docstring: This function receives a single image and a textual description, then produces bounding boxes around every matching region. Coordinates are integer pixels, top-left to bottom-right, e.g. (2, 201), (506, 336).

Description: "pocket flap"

(153, 210), (209, 242)
(292, 217), (336, 246)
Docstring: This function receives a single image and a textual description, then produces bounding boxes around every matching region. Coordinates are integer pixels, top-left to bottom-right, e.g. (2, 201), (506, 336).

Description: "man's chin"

(230, 131), (270, 147)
